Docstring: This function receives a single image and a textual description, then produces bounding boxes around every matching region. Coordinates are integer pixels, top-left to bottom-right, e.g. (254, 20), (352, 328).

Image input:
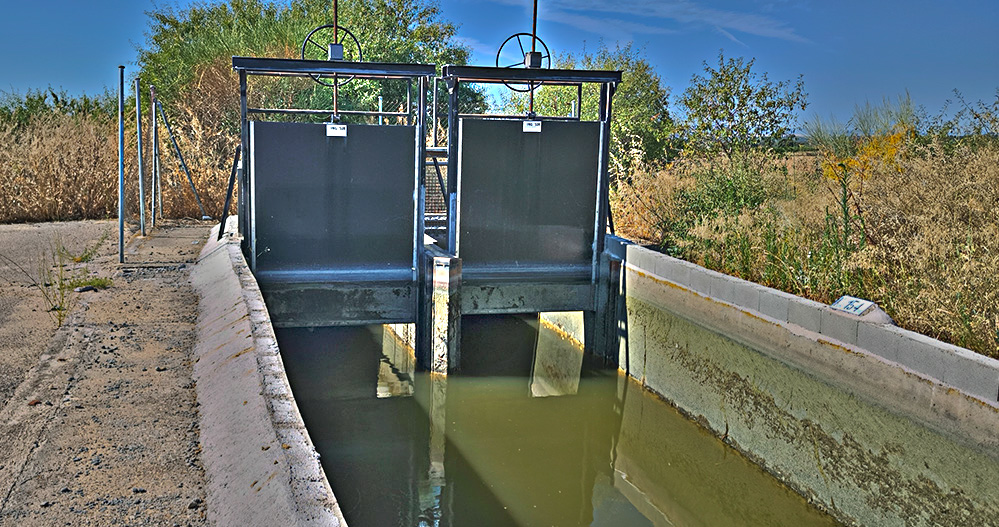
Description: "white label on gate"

(523, 120), (542, 133)
(326, 124), (347, 137)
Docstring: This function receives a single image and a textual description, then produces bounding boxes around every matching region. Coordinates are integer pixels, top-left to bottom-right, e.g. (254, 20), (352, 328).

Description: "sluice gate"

(233, 56), (622, 374)
(234, 57), (434, 327)
(218, 11), (999, 526)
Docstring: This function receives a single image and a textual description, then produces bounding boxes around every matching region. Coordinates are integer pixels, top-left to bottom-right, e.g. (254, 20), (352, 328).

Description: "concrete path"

(0, 220), (212, 526)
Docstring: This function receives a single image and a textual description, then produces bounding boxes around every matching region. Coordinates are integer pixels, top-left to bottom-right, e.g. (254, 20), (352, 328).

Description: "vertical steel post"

(406, 80), (412, 126)
(529, 0), (539, 114)
(591, 82), (612, 284)
(134, 78), (146, 236)
(588, 81), (616, 359)
(415, 75), (429, 372)
(149, 84), (158, 228)
(431, 77), (438, 147)
(599, 83), (614, 254)
(414, 76), (427, 284)
(446, 78), (459, 255)
(239, 70), (250, 256)
(378, 95), (383, 125)
(117, 66), (125, 263)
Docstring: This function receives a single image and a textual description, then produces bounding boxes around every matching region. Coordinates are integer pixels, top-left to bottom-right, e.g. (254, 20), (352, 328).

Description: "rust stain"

(538, 318), (584, 349)
(229, 346), (254, 360)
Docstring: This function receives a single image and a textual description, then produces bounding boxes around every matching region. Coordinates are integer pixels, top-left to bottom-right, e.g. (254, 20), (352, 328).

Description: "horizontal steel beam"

(462, 282), (595, 314)
(461, 263), (593, 283)
(233, 56), (436, 79)
(255, 267), (414, 284)
(262, 281), (416, 327)
(248, 108), (409, 117)
(458, 114), (580, 122)
(442, 65), (621, 85)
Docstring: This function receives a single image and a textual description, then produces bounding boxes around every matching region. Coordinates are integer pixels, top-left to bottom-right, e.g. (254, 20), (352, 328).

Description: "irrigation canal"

(278, 315), (839, 527)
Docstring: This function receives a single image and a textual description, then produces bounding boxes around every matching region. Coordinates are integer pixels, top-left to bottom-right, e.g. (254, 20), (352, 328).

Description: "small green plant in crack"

(58, 227), (111, 263)
(39, 244), (70, 326)
(0, 232), (112, 327)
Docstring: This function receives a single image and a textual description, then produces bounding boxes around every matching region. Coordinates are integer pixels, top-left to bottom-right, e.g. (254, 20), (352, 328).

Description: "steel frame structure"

(438, 64), (621, 317)
(233, 56), (435, 327)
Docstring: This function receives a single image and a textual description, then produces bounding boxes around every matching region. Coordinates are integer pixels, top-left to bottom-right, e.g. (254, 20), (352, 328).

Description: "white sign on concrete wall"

(523, 120), (542, 133)
(326, 124), (347, 137)
(830, 295), (875, 316)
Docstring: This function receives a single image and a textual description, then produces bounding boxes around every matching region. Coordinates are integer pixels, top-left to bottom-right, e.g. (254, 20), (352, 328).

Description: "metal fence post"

(135, 78), (146, 236)
(118, 66), (125, 263)
(150, 84), (158, 227)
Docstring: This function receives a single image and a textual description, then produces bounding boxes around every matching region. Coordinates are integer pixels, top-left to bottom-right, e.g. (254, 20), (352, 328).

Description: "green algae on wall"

(621, 276), (999, 527)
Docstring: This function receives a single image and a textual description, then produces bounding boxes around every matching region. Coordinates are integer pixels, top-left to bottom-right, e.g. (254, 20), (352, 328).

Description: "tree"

(499, 43), (673, 176)
(678, 51), (806, 161)
(137, 0), (485, 116)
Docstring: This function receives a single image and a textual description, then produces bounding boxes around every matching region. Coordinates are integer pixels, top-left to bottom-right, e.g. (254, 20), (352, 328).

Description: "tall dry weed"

(154, 56), (242, 219)
(613, 140), (999, 359)
(864, 140), (999, 355)
(0, 113), (138, 223)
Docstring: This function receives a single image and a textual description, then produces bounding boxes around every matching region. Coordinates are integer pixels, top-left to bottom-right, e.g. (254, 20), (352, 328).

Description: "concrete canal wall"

(190, 220), (345, 526)
(612, 239), (999, 527)
(188, 217), (998, 526)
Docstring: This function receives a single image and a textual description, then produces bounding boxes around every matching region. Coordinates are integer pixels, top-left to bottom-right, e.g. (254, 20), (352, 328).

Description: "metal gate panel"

(456, 118), (600, 279)
(250, 121), (416, 281)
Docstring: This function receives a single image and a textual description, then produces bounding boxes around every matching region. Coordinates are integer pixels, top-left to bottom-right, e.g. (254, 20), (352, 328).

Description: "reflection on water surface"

(278, 314), (838, 527)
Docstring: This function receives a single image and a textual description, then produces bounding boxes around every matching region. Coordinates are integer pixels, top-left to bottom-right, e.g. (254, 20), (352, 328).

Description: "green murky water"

(278, 314), (838, 527)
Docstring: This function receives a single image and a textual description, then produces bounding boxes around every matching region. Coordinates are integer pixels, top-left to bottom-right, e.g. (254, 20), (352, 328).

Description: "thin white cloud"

(488, 0), (808, 44)
(713, 26), (747, 47)
(455, 35), (496, 58)
(544, 8), (678, 42)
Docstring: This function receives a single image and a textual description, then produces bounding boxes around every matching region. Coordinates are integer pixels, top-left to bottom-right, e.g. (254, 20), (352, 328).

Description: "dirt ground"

(0, 219), (213, 526)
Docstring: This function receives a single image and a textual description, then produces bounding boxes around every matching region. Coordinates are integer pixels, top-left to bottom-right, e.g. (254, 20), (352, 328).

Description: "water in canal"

(278, 314), (838, 527)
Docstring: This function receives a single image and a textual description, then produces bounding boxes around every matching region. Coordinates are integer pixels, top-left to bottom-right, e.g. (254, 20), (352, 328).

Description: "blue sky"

(1, 0), (996, 125)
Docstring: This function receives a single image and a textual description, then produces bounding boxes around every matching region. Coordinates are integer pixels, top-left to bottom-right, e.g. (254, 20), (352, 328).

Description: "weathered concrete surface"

(618, 259), (999, 527)
(0, 220), (209, 525)
(621, 242), (999, 405)
(612, 374), (839, 527)
(0, 221), (121, 405)
(191, 219), (345, 526)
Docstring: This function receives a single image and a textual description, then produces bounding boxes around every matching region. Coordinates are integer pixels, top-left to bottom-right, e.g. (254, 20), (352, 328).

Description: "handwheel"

(495, 32), (550, 93)
(301, 24), (363, 87)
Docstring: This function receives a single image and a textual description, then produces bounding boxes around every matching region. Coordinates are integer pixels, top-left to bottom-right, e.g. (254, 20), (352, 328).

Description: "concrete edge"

(191, 218), (346, 526)
(619, 241), (999, 408)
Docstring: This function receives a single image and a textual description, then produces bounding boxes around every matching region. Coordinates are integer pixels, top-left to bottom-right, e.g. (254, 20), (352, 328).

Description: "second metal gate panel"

(456, 118), (600, 280)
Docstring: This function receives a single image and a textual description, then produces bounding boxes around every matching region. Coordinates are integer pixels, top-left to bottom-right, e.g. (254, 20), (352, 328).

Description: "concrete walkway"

(0, 220), (211, 526)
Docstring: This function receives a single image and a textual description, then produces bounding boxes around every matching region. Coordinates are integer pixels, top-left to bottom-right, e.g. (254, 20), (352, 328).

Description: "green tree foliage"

(0, 88), (115, 131)
(500, 43), (672, 176)
(678, 51), (806, 161)
(137, 0), (484, 117)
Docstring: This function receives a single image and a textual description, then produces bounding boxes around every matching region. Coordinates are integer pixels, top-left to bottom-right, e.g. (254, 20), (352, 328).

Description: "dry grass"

(0, 113), (128, 223)
(613, 141), (999, 359)
(863, 140), (999, 354)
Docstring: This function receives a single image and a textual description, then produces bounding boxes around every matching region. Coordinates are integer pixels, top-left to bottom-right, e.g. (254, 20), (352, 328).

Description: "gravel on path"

(0, 219), (213, 526)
